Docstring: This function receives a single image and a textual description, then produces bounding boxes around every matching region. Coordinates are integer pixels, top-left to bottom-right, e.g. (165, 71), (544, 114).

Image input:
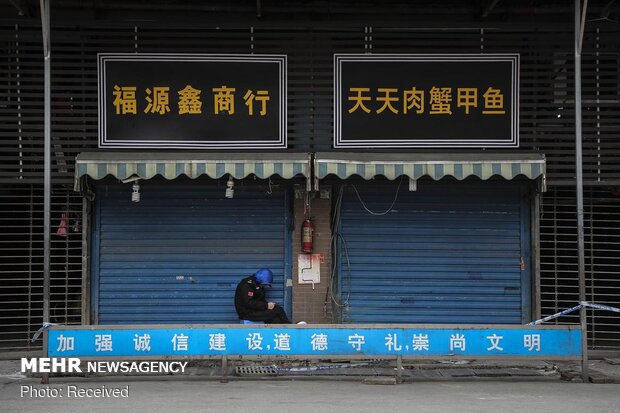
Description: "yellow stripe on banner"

(383, 164), (395, 179)
(282, 163), (293, 178)
(481, 164), (493, 180)
(365, 164), (376, 180)
(107, 163), (118, 179)
(462, 164), (473, 180)
(345, 163), (356, 178)
(205, 162), (216, 178)
(163, 162), (174, 179)
(522, 163), (532, 178)
(87, 163), (98, 179)
(299, 163), (310, 177)
(126, 163), (138, 177)
(429, 164), (437, 179)
(501, 163), (512, 179)
(263, 162), (275, 178)
(443, 163), (454, 178)
(188, 162), (198, 179)
(403, 164), (414, 179)
(243, 162), (250, 178)
(145, 163), (156, 179)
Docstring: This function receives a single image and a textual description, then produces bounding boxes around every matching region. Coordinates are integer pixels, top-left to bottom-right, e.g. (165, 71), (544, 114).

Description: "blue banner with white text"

(48, 326), (581, 358)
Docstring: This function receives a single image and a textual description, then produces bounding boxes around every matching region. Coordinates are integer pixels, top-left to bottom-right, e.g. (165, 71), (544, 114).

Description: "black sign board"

(334, 54), (519, 148)
(98, 54), (286, 149)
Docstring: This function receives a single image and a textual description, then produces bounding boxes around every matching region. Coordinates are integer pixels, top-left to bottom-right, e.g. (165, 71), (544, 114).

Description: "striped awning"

(74, 152), (311, 191)
(315, 152), (546, 189)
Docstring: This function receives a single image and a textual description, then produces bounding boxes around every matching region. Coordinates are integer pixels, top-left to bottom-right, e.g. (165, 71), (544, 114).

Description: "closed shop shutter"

(92, 180), (289, 324)
(338, 179), (530, 324)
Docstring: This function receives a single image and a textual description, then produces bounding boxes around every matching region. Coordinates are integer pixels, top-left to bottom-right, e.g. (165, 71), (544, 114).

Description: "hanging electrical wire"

(325, 178), (405, 319)
(325, 185), (351, 316)
(351, 176), (404, 216)
(331, 232), (352, 308)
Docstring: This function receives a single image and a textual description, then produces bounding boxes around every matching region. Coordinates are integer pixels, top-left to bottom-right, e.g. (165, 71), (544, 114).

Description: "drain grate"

(235, 365), (279, 376)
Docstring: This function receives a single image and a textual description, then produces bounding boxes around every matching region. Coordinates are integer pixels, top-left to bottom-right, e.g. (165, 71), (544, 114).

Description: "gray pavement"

(2, 376), (620, 413)
(1, 359), (620, 413)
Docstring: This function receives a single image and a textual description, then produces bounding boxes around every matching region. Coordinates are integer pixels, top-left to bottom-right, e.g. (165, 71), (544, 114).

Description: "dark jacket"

(234, 275), (268, 319)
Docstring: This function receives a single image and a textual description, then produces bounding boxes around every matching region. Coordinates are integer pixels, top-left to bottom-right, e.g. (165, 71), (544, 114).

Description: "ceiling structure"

(1, 1), (619, 25)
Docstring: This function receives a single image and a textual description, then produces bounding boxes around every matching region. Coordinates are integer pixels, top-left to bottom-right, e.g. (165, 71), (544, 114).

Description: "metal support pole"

(41, 327), (49, 384)
(220, 356), (229, 383)
(40, 0), (51, 333)
(574, 0), (589, 383)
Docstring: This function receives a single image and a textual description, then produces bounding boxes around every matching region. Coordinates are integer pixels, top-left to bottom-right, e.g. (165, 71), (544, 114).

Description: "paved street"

(2, 375), (620, 413)
(2, 358), (620, 412)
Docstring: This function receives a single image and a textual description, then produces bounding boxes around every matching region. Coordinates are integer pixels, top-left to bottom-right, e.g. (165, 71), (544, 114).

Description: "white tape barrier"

(528, 301), (620, 325)
(581, 301), (620, 314)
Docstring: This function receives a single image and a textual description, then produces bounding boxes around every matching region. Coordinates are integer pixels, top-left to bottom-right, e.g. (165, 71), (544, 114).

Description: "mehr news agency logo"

(19, 357), (188, 399)
(21, 357), (188, 375)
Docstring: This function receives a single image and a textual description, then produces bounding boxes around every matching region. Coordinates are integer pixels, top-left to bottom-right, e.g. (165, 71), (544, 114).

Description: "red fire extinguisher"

(301, 219), (314, 253)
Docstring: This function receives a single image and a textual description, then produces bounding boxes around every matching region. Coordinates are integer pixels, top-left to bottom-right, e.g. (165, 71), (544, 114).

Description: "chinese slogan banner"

(49, 326), (580, 358)
(334, 54), (519, 148)
(98, 54), (286, 149)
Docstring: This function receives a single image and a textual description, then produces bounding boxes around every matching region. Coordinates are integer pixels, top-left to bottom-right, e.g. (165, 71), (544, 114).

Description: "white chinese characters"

(348, 334), (365, 351)
(486, 334), (504, 351)
(274, 333), (291, 351)
(134, 333), (151, 352)
(246, 333), (263, 350)
(385, 333), (402, 351)
(171, 333), (189, 351)
(524, 334), (541, 351)
(73, 329), (556, 357)
(94, 334), (113, 352)
(449, 334), (466, 352)
(56, 334), (74, 352)
(311, 333), (328, 351)
(412, 334), (429, 351)
(209, 333), (227, 351)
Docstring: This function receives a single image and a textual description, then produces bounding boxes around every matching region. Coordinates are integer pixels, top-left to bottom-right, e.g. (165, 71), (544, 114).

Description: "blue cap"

(255, 268), (273, 286)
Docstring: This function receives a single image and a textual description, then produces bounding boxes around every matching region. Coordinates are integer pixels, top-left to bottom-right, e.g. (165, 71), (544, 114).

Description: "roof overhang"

(314, 152), (546, 191)
(74, 152), (312, 191)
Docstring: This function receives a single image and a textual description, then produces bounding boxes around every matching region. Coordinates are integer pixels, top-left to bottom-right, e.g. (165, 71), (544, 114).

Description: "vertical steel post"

(41, 325), (49, 384)
(221, 356), (229, 383)
(574, 0), (588, 383)
(40, 0), (51, 330)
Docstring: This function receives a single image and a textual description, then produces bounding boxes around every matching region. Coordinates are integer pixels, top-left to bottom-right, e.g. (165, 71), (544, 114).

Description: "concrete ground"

(1, 359), (619, 413)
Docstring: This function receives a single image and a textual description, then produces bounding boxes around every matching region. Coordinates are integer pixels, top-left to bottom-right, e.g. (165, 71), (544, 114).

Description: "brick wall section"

(292, 188), (332, 323)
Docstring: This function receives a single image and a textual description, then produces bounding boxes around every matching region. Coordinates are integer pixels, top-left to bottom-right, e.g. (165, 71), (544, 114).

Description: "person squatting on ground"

(234, 268), (291, 324)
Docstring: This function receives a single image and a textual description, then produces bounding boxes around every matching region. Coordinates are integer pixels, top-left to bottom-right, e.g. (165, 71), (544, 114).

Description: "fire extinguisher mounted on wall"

(301, 186), (314, 253)
(302, 218), (314, 253)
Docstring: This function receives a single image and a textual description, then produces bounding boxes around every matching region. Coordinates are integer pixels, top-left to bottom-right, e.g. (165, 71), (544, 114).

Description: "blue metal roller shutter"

(92, 180), (289, 324)
(338, 179), (530, 324)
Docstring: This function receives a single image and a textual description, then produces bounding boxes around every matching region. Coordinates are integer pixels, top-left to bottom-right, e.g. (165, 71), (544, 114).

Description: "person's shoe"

(296, 321), (307, 325)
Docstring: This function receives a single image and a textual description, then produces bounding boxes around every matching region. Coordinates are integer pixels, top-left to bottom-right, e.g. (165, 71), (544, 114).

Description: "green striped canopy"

(315, 152), (546, 189)
(74, 152), (311, 191)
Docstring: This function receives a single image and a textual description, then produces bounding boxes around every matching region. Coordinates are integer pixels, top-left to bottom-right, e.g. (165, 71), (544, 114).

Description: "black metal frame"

(1, 3), (619, 354)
